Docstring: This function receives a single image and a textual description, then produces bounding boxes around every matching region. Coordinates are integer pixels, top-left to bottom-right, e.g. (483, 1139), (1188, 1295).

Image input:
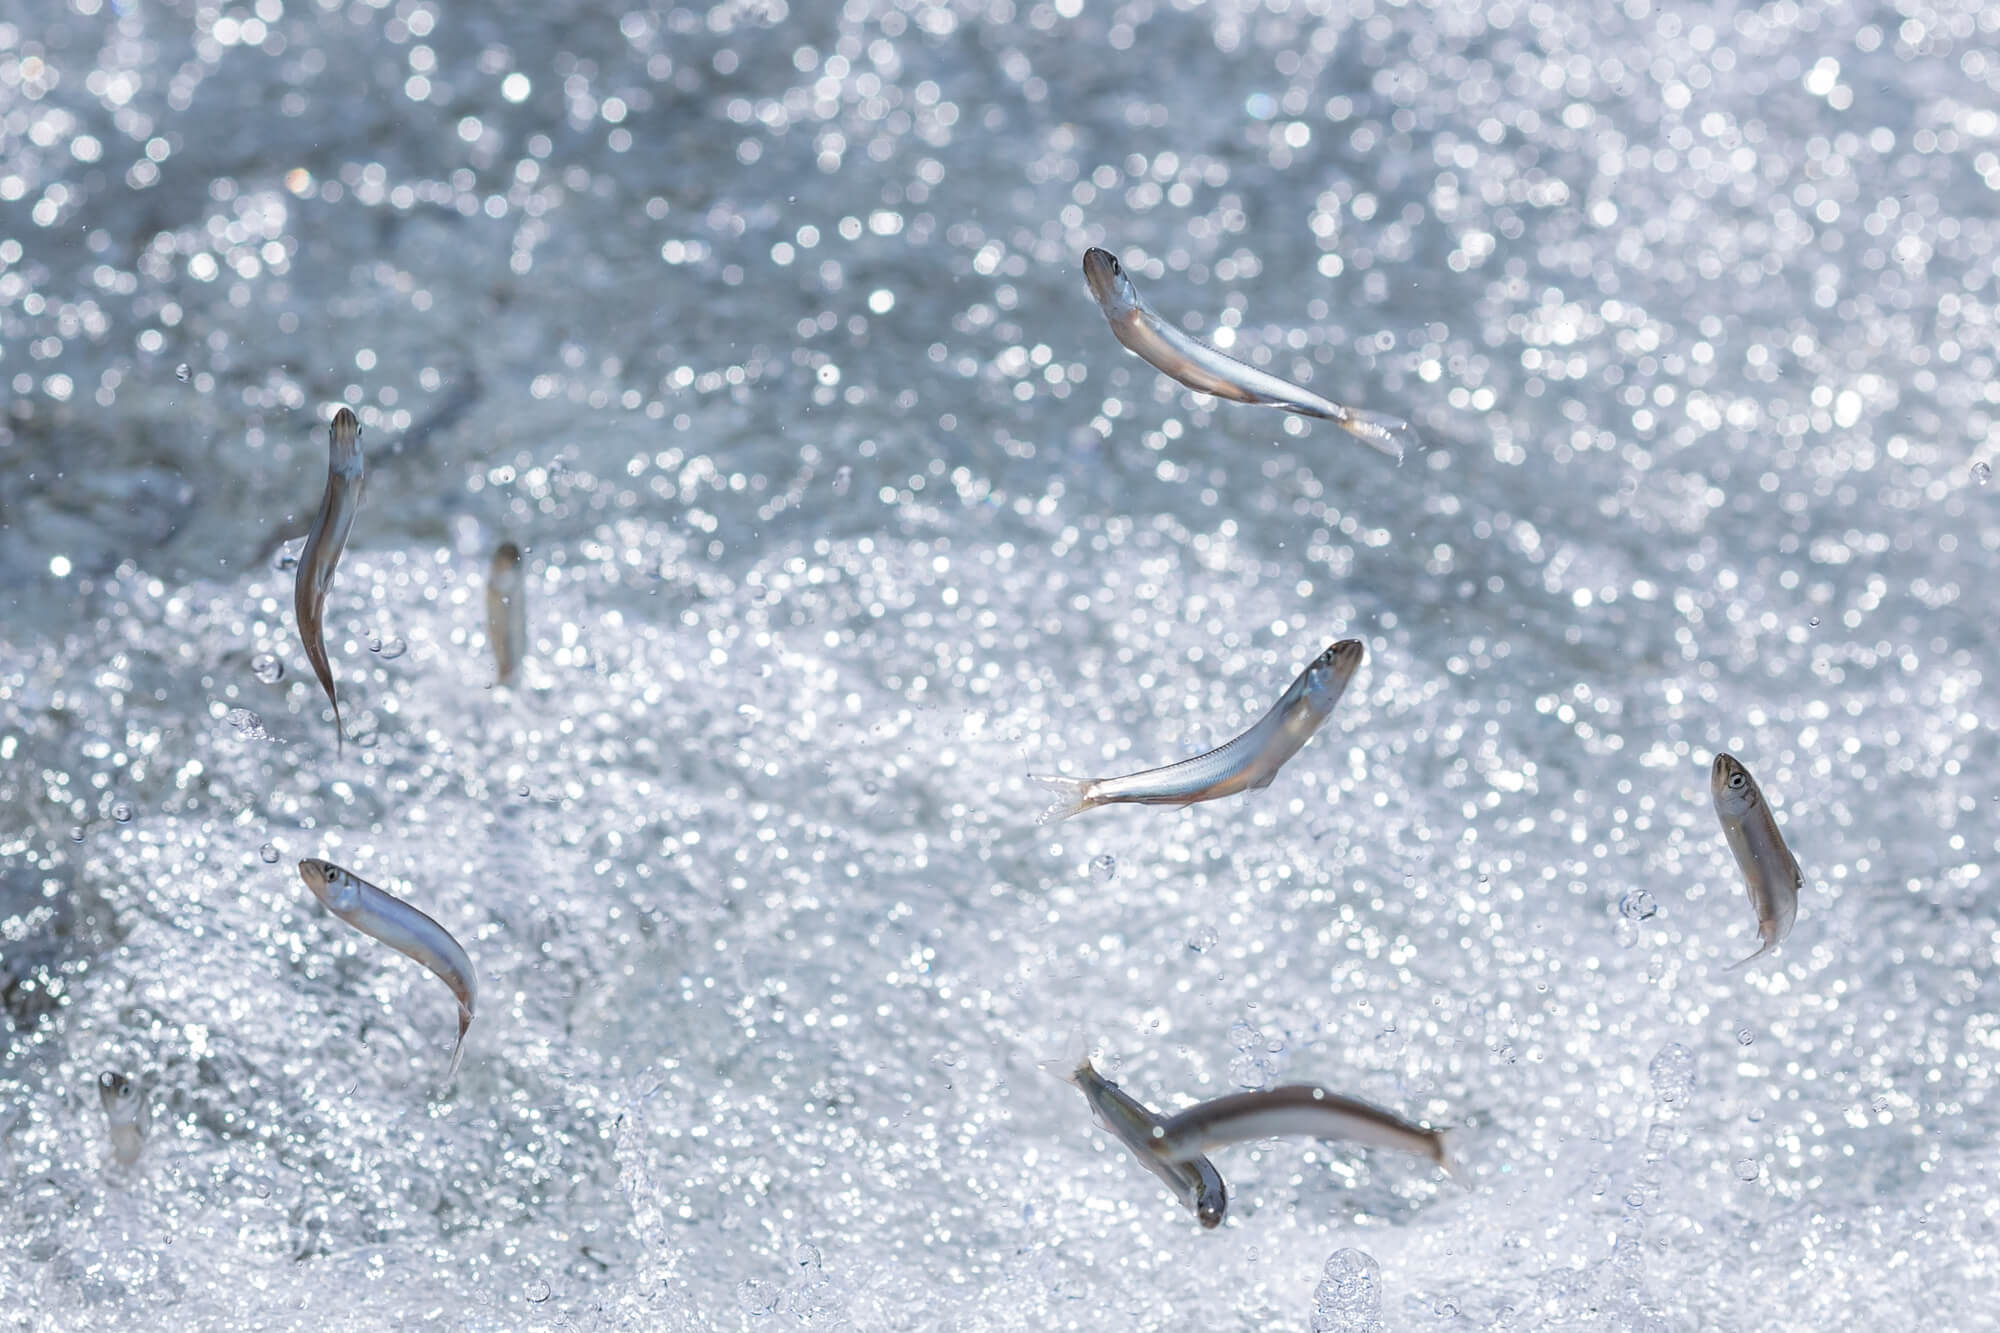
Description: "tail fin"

(1435, 1129), (1471, 1189)
(1337, 408), (1413, 464)
(1724, 936), (1777, 973)
(443, 1007), (471, 1086)
(1034, 1026), (1094, 1087)
(1032, 775), (1094, 826)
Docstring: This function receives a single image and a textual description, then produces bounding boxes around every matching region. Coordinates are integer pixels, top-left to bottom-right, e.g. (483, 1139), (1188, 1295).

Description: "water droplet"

(738, 1278), (780, 1316)
(1089, 853), (1116, 883)
(1314, 1248), (1382, 1320)
(516, 783), (532, 798)
(524, 1279), (551, 1303)
(1732, 1157), (1760, 1181)
(1228, 1052), (1273, 1090)
(68, 826), (85, 843)
(1736, 1026), (1755, 1046)
(1619, 889), (1658, 921)
(1227, 1019), (1261, 1051)
(1185, 925), (1218, 953)
(792, 1241), (822, 1278)
(111, 802), (134, 823)
(271, 540), (302, 572)
(1871, 1092), (1891, 1114)
(259, 843), (280, 864)
(1975, 460), (1992, 485)
(1649, 1042), (1695, 1105)
(224, 707), (268, 739)
(1613, 919), (1640, 949)
(1808, 616), (1820, 628)
(251, 653), (284, 684)
(175, 363), (190, 382)
(375, 635), (407, 659)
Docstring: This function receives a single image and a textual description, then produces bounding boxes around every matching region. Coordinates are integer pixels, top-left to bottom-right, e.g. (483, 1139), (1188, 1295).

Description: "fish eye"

(1728, 773), (1746, 789)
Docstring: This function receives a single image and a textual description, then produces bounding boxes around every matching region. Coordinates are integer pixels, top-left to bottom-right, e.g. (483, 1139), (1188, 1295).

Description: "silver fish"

(1081, 248), (1412, 462)
(1711, 752), (1804, 970)
(487, 541), (527, 686)
(97, 1071), (148, 1166)
(1062, 1059), (1227, 1228)
(1033, 639), (1363, 824)
(1147, 1084), (1463, 1185)
(298, 858), (477, 1084)
(294, 407), (364, 753)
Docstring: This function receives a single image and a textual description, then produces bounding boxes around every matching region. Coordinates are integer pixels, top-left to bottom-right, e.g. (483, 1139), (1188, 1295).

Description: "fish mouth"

(1082, 248), (1123, 305)
(1710, 752), (1743, 786)
(296, 858), (331, 890)
(1319, 639), (1365, 671)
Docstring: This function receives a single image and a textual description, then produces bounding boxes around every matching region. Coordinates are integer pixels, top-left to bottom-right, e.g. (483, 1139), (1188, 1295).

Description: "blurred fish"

(97, 1071), (148, 1166)
(1711, 752), (1804, 970)
(1057, 1058), (1227, 1228)
(294, 407), (364, 753)
(1147, 1084), (1463, 1185)
(1033, 639), (1363, 824)
(1081, 247), (1412, 461)
(487, 541), (527, 686)
(297, 858), (477, 1085)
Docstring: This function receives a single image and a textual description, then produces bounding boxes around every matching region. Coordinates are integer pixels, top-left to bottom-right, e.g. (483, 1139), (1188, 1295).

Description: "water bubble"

(1089, 854), (1116, 883)
(1975, 460), (1992, 485)
(1732, 1157), (1760, 1182)
(1314, 1247), (1382, 1322)
(524, 1279), (551, 1303)
(1618, 889), (1658, 921)
(738, 1278), (780, 1316)
(792, 1242), (822, 1278)
(1808, 616), (1820, 628)
(1227, 1019), (1261, 1050)
(375, 635), (407, 660)
(259, 843), (280, 864)
(1871, 1092), (1891, 1114)
(175, 363), (190, 383)
(111, 802), (134, 823)
(1228, 1052), (1273, 1090)
(1735, 1026), (1754, 1046)
(1648, 1042), (1695, 1105)
(271, 541), (302, 572)
(1185, 925), (1217, 953)
(224, 707), (268, 739)
(1613, 919), (1640, 949)
(251, 653), (284, 684)
(68, 826), (85, 843)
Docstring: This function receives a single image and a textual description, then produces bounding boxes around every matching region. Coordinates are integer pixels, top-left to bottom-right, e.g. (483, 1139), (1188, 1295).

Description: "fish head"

(492, 541), (521, 572)
(1082, 248), (1140, 316)
(1301, 639), (1365, 709)
(1195, 1179), (1227, 1229)
(1710, 752), (1762, 817)
(328, 406), (364, 478)
(97, 1071), (137, 1116)
(298, 857), (362, 913)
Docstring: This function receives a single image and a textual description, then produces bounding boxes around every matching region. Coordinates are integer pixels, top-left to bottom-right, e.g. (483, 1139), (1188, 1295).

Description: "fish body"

(1146, 1084), (1462, 1184)
(1081, 248), (1411, 461)
(297, 858), (476, 1084)
(1034, 639), (1363, 824)
(1711, 753), (1803, 970)
(294, 407), (364, 753)
(97, 1071), (148, 1166)
(487, 542), (526, 686)
(1063, 1059), (1226, 1228)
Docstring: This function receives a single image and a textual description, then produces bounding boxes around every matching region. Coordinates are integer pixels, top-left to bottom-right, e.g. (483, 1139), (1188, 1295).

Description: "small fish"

(97, 1071), (148, 1166)
(1058, 1058), (1227, 1229)
(1081, 248), (1412, 462)
(1711, 753), (1804, 970)
(487, 542), (527, 686)
(1147, 1084), (1463, 1185)
(295, 407), (364, 753)
(1033, 639), (1363, 824)
(297, 858), (476, 1084)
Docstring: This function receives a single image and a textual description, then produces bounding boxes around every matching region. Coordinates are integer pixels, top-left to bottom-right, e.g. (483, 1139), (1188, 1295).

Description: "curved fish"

(1060, 1059), (1227, 1228)
(1711, 752), (1803, 970)
(1147, 1084), (1462, 1185)
(294, 407), (364, 753)
(1081, 247), (1412, 461)
(298, 858), (477, 1085)
(97, 1071), (148, 1166)
(1033, 639), (1363, 824)
(487, 541), (527, 686)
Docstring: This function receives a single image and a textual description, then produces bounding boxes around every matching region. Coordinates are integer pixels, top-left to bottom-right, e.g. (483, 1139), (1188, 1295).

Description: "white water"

(2, 1), (1997, 1328)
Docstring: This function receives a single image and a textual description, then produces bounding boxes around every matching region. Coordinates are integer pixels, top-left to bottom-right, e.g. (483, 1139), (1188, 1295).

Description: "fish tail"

(1724, 937), (1776, 973)
(1337, 408), (1413, 464)
(331, 694), (344, 756)
(1034, 1027), (1094, 1087)
(1032, 775), (1094, 826)
(1435, 1129), (1471, 1188)
(443, 1007), (472, 1085)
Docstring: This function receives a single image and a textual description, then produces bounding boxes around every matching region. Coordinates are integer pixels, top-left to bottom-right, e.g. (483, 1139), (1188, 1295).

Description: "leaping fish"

(294, 407), (364, 753)
(297, 858), (477, 1085)
(1033, 639), (1363, 825)
(1058, 1058), (1227, 1228)
(97, 1071), (148, 1166)
(1711, 752), (1804, 970)
(1081, 248), (1413, 462)
(487, 541), (527, 686)
(1146, 1084), (1464, 1186)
